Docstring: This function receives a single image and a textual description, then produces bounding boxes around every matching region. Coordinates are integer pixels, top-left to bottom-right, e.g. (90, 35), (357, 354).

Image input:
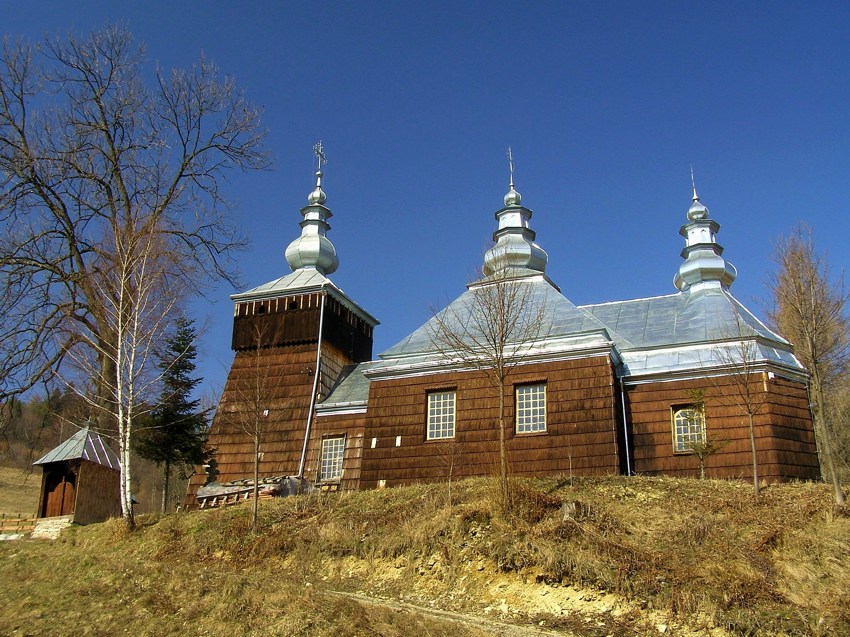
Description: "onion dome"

(504, 184), (522, 207)
(674, 182), (737, 292)
(687, 184), (709, 220)
(483, 161), (548, 276)
(284, 142), (339, 275)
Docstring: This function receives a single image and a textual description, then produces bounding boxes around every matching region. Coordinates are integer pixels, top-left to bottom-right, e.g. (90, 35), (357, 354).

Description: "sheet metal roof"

(580, 288), (786, 349)
(232, 268), (334, 301)
(580, 287), (803, 378)
(380, 274), (616, 360)
(231, 268), (379, 326)
(317, 362), (376, 413)
(319, 281), (805, 406)
(33, 427), (120, 470)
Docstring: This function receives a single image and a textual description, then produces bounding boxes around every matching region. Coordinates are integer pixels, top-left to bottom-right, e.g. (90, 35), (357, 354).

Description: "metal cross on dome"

(313, 140), (327, 173)
(507, 146), (515, 187)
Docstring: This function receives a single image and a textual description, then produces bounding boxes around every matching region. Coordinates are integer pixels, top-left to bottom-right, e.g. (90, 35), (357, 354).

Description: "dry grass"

(0, 464), (41, 515)
(0, 476), (848, 636)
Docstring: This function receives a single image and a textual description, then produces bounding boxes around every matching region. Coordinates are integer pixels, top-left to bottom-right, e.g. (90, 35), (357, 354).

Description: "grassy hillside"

(0, 476), (847, 636)
(0, 465), (41, 515)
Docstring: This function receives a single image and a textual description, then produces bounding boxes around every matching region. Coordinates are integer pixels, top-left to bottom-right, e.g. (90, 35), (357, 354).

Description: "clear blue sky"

(6, 2), (850, 400)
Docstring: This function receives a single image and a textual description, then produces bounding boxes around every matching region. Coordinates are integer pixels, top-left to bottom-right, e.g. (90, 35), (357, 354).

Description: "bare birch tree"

(0, 26), (268, 527)
(0, 25), (268, 418)
(768, 226), (848, 504)
(429, 268), (547, 510)
(58, 222), (179, 528)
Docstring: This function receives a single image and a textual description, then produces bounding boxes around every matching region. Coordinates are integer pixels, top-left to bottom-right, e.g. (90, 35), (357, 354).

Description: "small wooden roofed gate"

(33, 427), (121, 524)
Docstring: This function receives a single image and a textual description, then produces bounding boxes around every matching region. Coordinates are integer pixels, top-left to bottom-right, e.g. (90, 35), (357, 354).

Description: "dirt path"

(327, 589), (578, 636)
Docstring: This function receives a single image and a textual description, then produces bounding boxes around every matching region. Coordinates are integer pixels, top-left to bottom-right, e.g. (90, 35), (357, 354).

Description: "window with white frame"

(427, 391), (456, 439)
(516, 383), (547, 433)
(319, 436), (345, 481)
(672, 406), (705, 453)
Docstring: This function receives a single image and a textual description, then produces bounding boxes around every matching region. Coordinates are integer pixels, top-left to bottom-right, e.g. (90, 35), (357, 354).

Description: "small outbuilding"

(33, 427), (120, 524)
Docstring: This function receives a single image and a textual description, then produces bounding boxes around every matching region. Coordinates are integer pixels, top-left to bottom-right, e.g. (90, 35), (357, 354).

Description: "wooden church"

(185, 153), (820, 507)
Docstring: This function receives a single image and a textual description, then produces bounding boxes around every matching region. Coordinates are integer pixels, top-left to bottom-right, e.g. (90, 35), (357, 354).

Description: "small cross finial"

(313, 140), (327, 173)
(507, 146), (515, 189)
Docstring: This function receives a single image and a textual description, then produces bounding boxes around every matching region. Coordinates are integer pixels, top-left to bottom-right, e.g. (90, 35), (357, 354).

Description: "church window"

(672, 406), (705, 453)
(319, 436), (345, 481)
(516, 383), (547, 433)
(427, 391), (455, 439)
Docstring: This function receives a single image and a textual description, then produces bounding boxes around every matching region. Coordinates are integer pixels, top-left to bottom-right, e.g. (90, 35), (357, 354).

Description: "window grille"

(319, 436), (345, 481)
(427, 391), (456, 439)
(672, 406), (705, 453)
(516, 383), (547, 433)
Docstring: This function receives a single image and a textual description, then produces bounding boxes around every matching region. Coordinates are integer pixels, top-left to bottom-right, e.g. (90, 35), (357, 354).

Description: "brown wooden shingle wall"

(305, 413), (367, 491)
(186, 291), (374, 506)
(185, 340), (364, 505)
(625, 374), (819, 481)
(357, 355), (620, 488)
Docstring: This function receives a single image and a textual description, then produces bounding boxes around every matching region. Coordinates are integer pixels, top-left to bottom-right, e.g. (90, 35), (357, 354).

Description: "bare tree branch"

(0, 26), (269, 528)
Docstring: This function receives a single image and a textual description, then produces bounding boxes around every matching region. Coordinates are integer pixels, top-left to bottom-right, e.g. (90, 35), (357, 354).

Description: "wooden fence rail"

(0, 513), (37, 534)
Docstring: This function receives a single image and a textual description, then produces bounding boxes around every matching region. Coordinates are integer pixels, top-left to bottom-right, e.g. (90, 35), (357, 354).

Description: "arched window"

(672, 406), (705, 453)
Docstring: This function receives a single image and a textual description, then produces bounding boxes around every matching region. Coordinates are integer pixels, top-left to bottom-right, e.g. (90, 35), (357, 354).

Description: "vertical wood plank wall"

(74, 462), (121, 524)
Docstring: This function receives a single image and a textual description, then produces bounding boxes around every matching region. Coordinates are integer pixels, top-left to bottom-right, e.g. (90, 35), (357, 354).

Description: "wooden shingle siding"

(232, 295), (373, 361)
(185, 341), (359, 505)
(187, 290), (375, 507)
(73, 462), (120, 524)
(625, 375), (819, 481)
(358, 356), (620, 488)
(306, 413), (367, 491)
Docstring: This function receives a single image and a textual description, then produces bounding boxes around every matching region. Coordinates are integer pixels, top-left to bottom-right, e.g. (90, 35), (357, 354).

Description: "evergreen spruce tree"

(135, 317), (210, 512)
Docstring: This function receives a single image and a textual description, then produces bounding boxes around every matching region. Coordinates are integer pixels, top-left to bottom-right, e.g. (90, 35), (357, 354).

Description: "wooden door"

(43, 470), (76, 517)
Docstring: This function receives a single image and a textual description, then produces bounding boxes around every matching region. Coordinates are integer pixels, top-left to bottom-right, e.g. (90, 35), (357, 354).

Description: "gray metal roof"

(232, 268), (335, 301)
(33, 427), (120, 470)
(319, 279), (806, 406)
(317, 362), (376, 412)
(581, 287), (804, 378)
(380, 274), (615, 360)
(232, 268), (379, 327)
(580, 287), (787, 350)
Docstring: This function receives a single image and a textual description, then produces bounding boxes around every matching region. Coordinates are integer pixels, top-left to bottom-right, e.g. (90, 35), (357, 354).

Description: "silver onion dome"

(504, 184), (522, 207)
(687, 186), (709, 221)
(483, 179), (548, 277)
(674, 185), (736, 291)
(284, 163), (339, 276)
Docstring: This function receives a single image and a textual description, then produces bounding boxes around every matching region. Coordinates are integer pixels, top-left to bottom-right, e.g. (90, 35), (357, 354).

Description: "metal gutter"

(620, 376), (632, 476)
